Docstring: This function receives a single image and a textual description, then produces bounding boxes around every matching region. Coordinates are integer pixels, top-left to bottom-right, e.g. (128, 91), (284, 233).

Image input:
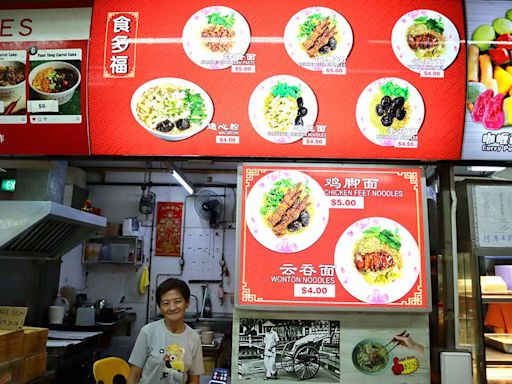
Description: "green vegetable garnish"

(297, 13), (336, 39)
(271, 82), (302, 98)
(363, 226), (401, 250)
(413, 16), (444, 34)
(207, 12), (235, 29)
(184, 89), (207, 123)
(260, 179), (309, 216)
(380, 81), (409, 101)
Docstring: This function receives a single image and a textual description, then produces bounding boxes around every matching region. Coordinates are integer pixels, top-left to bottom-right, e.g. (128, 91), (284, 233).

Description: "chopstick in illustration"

(377, 330), (408, 355)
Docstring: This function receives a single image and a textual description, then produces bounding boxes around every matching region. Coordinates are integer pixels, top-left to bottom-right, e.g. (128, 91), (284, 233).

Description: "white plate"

(130, 77), (214, 141)
(284, 7), (353, 72)
(355, 77), (425, 147)
(334, 217), (420, 304)
(391, 9), (460, 72)
(182, 6), (251, 70)
(248, 75), (318, 144)
(245, 170), (329, 253)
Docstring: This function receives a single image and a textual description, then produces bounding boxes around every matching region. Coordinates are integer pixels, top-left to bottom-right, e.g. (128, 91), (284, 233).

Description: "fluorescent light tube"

(172, 170), (194, 194)
(467, 166), (506, 172)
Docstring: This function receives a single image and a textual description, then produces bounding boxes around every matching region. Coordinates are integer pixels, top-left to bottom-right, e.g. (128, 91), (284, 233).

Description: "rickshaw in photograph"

(279, 333), (331, 380)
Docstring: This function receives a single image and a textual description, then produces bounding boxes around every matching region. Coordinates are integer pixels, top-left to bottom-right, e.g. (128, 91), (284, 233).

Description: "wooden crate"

(0, 330), (23, 364)
(21, 327), (48, 357)
(0, 358), (23, 384)
(21, 352), (46, 384)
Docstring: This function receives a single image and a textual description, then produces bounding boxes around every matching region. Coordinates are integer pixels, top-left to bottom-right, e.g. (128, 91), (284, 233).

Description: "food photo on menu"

(335, 217), (420, 304)
(467, 8), (512, 132)
(130, 77), (214, 141)
(182, 5), (251, 69)
(340, 314), (430, 383)
(462, 3), (512, 158)
(0, 55), (26, 119)
(248, 75), (318, 144)
(391, 9), (460, 72)
(28, 52), (82, 118)
(245, 169), (329, 253)
(356, 77), (425, 147)
(350, 331), (426, 378)
(283, 6), (353, 71)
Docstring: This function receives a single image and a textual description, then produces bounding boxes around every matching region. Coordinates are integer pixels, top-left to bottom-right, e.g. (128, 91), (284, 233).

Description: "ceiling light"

(467, 166), (506, 173)
(172, 170), (194, 194)
(0, 168), (6, 172)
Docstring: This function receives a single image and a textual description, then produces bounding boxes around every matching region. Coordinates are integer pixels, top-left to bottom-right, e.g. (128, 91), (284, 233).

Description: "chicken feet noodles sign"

(239, 165), (428, 311)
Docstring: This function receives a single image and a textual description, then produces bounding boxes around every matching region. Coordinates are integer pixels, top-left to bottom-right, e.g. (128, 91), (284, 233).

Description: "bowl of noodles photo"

(356, 77), (424, 147)
(248, 75), (318, 144)
(29, 61), (80, 105)
(352, 339), (391, 375)
(245, 169), (329, 253)
(334, 217), (420, 304)
(391, 9), (460, 73)
(130, 78), (214, 141)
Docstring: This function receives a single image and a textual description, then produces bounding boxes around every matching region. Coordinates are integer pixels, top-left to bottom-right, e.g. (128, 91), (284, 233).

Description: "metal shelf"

(486, 347), (512, 365)
(82, 236), (143, 265)
(482, 294), (512, 304)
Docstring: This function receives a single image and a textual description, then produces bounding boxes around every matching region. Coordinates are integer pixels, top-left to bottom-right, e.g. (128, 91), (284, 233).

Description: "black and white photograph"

(237, 319), (340, 382)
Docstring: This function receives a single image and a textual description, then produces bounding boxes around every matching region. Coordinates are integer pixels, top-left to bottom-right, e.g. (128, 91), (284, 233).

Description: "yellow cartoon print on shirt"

(161, 344), (185, 382)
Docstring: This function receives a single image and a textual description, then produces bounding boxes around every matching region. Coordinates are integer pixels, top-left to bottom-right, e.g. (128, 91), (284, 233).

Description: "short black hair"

(156, 278), (190, 305)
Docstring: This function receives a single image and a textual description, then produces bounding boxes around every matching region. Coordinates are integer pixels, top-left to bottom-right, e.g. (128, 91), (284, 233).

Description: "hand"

(393, 334), (425, 355)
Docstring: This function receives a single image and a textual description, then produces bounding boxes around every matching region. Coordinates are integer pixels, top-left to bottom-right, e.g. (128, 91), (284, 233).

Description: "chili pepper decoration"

(3, 97), (21, 115)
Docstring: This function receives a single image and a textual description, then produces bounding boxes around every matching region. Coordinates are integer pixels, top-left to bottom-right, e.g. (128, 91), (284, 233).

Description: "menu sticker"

(231, 53), (256, 73)
(340, 313), (430, 383)
(239, 165), (428, 310)
(28, 48), (82, 124)
(0, 50), (27, 124)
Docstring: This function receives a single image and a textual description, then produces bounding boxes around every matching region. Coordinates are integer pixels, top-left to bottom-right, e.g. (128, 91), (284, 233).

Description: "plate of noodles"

(248, 75), (318, 144)
(356, 77), (424, 147)
(245, 169), (329, 253)
(130, 77), (214, 141)
(335, 217), (420, 303)
(391, 9), (460, 73)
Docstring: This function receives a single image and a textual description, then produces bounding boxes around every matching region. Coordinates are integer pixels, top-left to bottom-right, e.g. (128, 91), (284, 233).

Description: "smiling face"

(159, 289), (189, 326)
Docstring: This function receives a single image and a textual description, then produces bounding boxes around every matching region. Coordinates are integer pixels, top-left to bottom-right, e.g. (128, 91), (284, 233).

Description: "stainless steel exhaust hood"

(0, 201), (106, 259)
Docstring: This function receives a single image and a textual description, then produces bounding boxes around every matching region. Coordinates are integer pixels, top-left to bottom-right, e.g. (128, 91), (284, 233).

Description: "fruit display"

(468, 8), (512, 130)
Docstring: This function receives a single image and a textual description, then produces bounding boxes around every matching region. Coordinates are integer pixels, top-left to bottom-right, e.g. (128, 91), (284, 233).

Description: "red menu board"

(89, 0), (465, 159)
(0, 4), (92, 155)
(238, 164), (428, 311)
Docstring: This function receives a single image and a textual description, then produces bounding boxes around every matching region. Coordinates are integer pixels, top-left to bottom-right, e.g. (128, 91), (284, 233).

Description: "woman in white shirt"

(128, 278), (204, 384)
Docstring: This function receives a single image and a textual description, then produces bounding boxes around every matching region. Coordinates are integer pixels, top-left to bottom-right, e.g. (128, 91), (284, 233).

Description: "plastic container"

(48, 306), (64, 325)
(495, 265), (512, 290)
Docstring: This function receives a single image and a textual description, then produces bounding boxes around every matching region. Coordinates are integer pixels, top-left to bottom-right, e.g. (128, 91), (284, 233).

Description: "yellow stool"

(93, 357), (130, 384)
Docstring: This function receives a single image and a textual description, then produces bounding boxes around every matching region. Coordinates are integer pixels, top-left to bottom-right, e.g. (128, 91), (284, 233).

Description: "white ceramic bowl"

(0, 61), (26, 103)
(130, 77), (214, 141)
(29, 61), (81, 105)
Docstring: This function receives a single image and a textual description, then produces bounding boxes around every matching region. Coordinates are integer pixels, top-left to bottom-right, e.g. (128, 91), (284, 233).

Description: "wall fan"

(194, 190), (224, 228)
